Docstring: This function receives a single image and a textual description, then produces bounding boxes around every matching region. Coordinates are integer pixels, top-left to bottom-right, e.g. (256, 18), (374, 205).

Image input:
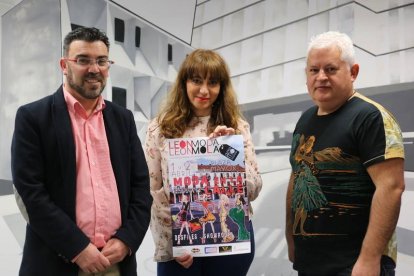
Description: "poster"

(167, 135), (251, 257)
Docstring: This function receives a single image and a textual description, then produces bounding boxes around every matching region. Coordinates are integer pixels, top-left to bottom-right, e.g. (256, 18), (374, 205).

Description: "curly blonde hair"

(158, 49), (244, 138)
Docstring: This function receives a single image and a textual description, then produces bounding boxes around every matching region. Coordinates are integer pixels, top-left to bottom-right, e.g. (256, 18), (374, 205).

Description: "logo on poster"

(204, 247), (218, 254)
(168, 139), (220, 156)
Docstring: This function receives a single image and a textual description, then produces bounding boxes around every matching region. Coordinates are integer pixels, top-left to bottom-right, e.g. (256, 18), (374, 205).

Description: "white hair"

(307, 31), (355, 67)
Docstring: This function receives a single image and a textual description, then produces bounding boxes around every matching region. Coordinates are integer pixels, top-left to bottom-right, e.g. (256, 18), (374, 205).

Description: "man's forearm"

(358, 186), (402, 262)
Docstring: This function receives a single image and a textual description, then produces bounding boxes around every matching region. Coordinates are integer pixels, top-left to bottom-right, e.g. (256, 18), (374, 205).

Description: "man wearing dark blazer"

(11, 27), (152, 276)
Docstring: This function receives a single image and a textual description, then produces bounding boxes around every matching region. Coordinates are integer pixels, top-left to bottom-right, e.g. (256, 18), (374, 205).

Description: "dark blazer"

(11, 86), (152, 276)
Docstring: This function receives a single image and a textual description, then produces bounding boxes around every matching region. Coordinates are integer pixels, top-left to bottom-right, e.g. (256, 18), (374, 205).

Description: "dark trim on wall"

(194, 0), (265, 28)
(190, 0), (198, 45)
(108, 0), (193, 46)
(354, 0), (414, 13)
(196, 0), (210, 7)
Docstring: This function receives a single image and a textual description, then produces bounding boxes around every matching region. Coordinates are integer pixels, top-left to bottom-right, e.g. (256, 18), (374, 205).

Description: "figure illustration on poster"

(229, 194), (250, 241)
(219, 194), (235, 243)
(199, 190), (217, 244)
(176, 194), (194, 245)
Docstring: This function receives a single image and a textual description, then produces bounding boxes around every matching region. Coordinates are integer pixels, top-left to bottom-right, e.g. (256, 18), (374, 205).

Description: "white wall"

(113, 0), (196, 44)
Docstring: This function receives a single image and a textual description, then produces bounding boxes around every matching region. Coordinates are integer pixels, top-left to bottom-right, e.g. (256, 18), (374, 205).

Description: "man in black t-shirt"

(285, 31), (405, 276)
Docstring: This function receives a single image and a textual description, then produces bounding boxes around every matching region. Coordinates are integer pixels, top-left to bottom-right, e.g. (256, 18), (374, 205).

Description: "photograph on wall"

(166, 135), (251, 257)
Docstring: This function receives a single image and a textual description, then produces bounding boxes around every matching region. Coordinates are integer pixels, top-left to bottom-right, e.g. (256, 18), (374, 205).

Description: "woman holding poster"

(144, 49), (262, 276)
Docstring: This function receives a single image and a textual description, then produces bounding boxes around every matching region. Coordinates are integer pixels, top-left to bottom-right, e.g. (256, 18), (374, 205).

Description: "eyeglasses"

(64, 57), (114, 68)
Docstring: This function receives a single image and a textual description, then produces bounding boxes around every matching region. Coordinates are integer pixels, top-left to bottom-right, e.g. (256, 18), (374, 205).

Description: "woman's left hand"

(209, 125), (235, 138)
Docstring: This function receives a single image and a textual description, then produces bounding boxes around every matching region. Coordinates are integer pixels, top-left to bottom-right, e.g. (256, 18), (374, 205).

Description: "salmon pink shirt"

(64, 89), (121, 249)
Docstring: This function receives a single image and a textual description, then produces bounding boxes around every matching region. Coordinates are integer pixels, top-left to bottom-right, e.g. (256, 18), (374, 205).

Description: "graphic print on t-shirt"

(290, 133), (372, 237)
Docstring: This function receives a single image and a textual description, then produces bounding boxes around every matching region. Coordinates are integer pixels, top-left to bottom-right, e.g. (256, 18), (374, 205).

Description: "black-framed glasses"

(64, 57), (114, 69)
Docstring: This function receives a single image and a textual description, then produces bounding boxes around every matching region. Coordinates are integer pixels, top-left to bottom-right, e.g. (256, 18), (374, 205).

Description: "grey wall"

(0, 0), (194, 180)
(0, 0), (62, 180)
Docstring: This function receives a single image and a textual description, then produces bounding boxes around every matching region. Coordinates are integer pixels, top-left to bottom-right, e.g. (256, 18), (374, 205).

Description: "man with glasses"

(12, 27), (152, 276)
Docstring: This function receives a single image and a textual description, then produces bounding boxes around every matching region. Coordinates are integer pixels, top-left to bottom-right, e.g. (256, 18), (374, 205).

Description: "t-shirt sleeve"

(358, 109), (404, 168)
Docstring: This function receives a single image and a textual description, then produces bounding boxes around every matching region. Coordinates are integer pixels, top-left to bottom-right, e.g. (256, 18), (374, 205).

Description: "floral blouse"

(144, 116), (263, 262)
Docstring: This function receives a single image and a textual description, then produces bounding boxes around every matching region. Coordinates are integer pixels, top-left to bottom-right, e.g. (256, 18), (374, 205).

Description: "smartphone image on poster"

(219, 144), (239, 161)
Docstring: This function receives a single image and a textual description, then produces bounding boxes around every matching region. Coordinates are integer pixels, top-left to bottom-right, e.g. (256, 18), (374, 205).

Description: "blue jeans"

(298, 255), (395, 276)
(157, 221), (255, 276)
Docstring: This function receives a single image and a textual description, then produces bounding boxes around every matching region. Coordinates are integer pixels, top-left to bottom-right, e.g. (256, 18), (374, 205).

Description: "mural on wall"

(0, 1), (193, 274)
(0, 0), (62, 181)
(0, 0), (193, 181)
(192, 1), (414, 275)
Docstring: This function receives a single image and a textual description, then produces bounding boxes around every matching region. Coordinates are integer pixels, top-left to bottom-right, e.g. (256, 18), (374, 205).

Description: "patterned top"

(144, 116), (262, 262)
(289, 92), (404, 274)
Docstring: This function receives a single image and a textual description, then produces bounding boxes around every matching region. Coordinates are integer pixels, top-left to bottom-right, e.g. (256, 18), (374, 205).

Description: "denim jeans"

(298, 255), (395, 276)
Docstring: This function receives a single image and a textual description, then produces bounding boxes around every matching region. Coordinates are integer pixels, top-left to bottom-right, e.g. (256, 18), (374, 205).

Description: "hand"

(209, 125), (235, 138)
(101, 238), (130, 265)
(75, 243), (110, 273)
(351, 257), (380, 276)
(175, 253), (193, 269)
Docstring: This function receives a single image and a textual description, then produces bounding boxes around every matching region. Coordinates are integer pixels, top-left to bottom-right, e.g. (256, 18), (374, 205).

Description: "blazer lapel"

(102, 103), (121, 181)
(102, 103), (125, 206)
(51, 87), (77, 206)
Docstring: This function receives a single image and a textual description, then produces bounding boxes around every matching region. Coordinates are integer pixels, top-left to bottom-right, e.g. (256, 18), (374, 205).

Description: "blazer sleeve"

(11, 104), (90, 261)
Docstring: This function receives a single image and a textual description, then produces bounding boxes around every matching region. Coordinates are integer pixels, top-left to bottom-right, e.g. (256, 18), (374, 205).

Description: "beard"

(66, 69), (106, 100)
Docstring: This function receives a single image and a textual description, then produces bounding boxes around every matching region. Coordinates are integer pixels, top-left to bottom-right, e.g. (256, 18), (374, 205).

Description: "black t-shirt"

(289, 93), (404, 274)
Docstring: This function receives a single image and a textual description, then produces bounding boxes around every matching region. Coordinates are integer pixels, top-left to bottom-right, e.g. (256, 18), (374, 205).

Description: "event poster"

(167, 135), (251, 257)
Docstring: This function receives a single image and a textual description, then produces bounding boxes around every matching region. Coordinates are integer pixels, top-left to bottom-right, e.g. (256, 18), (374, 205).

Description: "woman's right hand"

(209, 125), (235, 138)
(175, 253), (193, 269)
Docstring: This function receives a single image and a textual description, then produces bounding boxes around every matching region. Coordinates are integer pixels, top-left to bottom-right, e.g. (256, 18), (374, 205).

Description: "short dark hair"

(63, 27), (110, 56)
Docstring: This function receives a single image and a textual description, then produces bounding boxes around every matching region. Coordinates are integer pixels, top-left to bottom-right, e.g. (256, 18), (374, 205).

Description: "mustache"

(84, 73), (103, 81)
